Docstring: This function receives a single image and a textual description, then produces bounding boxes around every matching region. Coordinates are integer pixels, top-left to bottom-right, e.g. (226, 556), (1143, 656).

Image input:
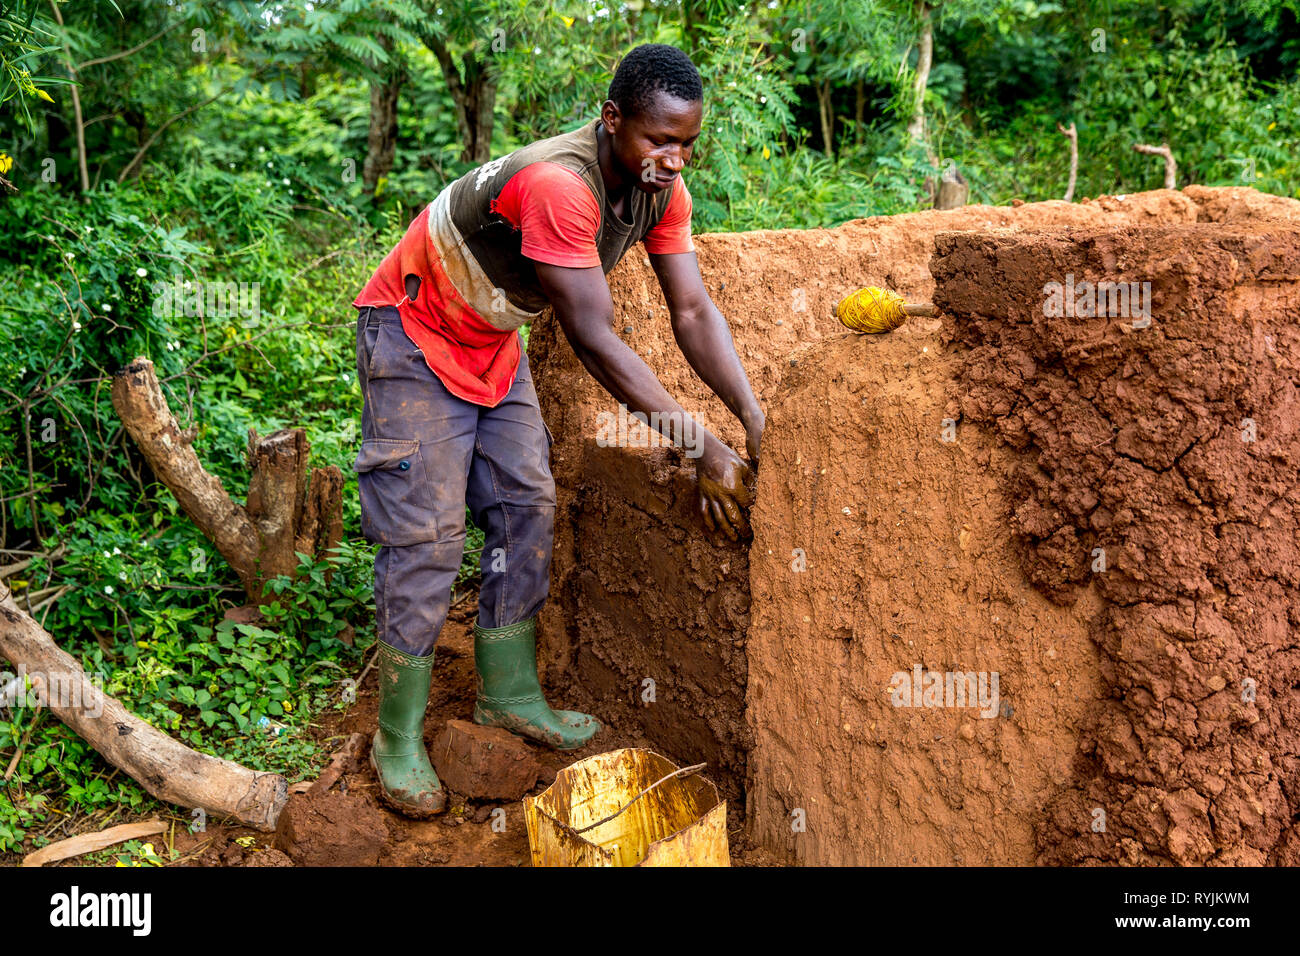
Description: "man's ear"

(600, 99), (623, 135)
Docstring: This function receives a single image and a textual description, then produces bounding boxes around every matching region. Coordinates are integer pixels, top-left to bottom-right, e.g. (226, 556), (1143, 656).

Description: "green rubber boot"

(369, 642), (447, 818)
(472, 617), (601, 750)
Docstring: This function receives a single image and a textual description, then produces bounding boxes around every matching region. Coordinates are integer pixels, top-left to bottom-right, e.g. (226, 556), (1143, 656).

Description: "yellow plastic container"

(523, 748), (729, 867)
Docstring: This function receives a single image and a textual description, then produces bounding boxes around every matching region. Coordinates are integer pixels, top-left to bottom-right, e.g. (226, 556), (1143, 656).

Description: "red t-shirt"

(354, 163), (694, 407)
(491, 162), (694, 266)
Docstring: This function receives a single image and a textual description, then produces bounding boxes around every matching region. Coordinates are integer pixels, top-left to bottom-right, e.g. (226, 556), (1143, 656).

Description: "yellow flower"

(762, 146), (770, 160)
(1268, 122), (1277, 131)
(0, 153), (12, 175)
(36, 88), (54, 104)
(283, 699), (293, 713)
(560, 15), (574, 27)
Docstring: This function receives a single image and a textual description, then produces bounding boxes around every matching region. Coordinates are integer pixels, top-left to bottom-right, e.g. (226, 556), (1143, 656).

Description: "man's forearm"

(562, 322), (727, 458)
(671, 302), (763, 430)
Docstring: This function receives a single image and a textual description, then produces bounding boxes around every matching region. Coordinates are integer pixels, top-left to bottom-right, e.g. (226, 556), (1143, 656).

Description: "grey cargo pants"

(353, 305), (556, 658)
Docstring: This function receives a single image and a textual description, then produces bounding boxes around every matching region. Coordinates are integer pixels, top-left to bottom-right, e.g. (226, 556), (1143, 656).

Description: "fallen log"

(0, 583), (288, 831)
(22, 819), (168, 867)
(110, 356), (343, 604)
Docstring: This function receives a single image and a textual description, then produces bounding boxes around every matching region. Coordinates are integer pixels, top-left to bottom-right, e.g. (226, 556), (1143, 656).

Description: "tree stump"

(934, 164), (969, 210)
(111, 357), (343, 605)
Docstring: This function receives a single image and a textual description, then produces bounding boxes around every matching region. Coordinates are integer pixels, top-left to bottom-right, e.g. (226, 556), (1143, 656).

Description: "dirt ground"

(529, 186), (1273, 808)
(114, 596), (775, 867)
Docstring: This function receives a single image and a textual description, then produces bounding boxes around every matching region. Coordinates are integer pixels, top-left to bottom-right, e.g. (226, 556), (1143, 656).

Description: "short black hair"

(608, 44), (702, 120)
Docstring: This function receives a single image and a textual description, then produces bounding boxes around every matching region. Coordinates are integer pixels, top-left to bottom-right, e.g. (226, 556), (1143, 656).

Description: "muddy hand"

(696, 443), (753, 541)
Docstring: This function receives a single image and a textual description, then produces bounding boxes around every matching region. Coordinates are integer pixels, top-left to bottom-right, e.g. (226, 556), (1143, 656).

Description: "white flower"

(172, 340), (180, 350)
(118, 571), (127, 581)
(103, 550), (111, 557)
(102, 303), (112, 312)
(72, 320), (82, 331)
(113, 547), (121, 555)
(64, 251), (75, 259)
(104, 585), (114, 595)
(259, 146), (265, 153)
(136, 267), (147, 278)
(282, 178), (289, 185)
(266, 161), (272, 168)
(341, 372), (350, 382)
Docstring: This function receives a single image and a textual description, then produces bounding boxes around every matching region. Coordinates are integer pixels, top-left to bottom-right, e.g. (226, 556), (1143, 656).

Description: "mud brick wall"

(526, 187), (1300, 829)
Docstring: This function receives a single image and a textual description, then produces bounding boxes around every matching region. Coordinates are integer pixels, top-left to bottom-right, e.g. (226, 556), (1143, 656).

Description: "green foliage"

(0, 0), (66, 127)
(0, 0), (1297, 861)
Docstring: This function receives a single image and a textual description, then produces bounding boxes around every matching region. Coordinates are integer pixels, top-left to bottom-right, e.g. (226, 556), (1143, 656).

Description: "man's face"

(603, 91), (703, 194)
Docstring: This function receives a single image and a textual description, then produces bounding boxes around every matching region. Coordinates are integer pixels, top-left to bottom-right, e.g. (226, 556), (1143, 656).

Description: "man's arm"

(534, 260), (753, 540)
(648, 251), (765, 462)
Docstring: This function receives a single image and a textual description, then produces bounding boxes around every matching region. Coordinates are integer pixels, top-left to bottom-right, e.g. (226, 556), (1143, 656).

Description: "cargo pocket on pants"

(353, 438), (439, 546)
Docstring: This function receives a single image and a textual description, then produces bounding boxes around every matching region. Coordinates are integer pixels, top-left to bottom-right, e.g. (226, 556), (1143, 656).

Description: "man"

(352, 43), (764, 818)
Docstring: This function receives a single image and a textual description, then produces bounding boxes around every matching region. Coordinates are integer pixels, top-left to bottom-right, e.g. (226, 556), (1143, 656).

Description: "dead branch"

(110, 357), (343, 604)
(0, 583), (288, 830)
(23, 819), (168, 867)
(308, 732), (365, 797)
(1133, 141), (1177, 189)
(111, 358), (261, 596)
(1057, 122), (1078, 202)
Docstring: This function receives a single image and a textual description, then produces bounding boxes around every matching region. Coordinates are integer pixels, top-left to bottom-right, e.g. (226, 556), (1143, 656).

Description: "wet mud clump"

(937, 222), (1300, 865)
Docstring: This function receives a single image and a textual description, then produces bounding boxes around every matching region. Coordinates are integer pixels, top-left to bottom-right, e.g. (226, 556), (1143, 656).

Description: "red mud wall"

(935, 223), (1300, 865)
(528, 187), (1300, 848)
(745, 328), (1106, 865)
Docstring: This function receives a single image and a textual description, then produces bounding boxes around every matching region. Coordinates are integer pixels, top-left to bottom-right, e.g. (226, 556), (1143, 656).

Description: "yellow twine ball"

(836, 286), (907, 334)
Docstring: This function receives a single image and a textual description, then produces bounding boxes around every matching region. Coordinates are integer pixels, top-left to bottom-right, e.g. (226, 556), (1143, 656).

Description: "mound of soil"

(936, 222), (1300, 865)
(528, 186), (1300, 865)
